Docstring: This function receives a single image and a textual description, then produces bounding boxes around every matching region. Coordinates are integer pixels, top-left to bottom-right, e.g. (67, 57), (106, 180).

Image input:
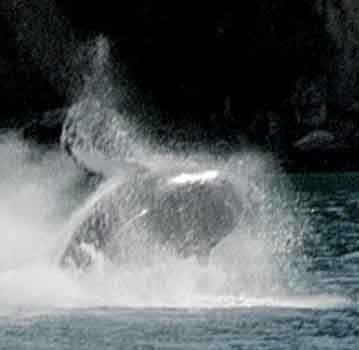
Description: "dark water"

(293, 173), (359, 298)
(0, 172), (358, 349)
(0, 307), (358, 350)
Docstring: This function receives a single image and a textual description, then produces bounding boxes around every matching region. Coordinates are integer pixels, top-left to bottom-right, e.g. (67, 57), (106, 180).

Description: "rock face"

(1, 1), (359, 170)
(292, 130), (336, 152)
(60, 169), (241, 270)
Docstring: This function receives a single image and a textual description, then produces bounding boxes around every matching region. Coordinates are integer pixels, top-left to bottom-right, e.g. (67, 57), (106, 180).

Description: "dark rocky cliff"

(1, 1), (359, 170)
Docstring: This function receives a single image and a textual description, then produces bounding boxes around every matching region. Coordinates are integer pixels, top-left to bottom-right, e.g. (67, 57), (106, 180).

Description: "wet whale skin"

(60, 170), (241, 269)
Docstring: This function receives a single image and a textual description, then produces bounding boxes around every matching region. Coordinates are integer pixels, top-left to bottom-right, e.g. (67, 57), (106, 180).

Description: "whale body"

(60, 169), (241, 270)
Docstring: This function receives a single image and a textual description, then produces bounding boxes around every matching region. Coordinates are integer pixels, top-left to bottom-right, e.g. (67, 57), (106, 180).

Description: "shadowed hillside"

(1, 1), (359, 169)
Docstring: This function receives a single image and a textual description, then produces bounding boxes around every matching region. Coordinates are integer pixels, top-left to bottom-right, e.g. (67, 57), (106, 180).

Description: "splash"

(0, 131), (329, 311)
(0, 36), (348, 312)
(0, 133), (91, 309)
(60, 36), (148, 176)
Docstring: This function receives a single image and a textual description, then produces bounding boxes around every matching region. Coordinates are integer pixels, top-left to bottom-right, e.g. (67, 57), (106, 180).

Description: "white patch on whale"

(168, 170), (219, 185)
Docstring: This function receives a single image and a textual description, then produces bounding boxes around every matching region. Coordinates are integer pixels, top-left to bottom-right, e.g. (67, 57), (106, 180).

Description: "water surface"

(0, 144), (358, 349)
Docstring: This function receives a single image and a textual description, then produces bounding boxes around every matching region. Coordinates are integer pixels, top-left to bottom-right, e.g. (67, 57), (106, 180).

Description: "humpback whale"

(60, 168), (242, 270)
(59, 101), (243, 270)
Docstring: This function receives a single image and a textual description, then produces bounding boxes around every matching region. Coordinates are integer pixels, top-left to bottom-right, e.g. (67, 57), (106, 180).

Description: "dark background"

(0, 1), (359, 169)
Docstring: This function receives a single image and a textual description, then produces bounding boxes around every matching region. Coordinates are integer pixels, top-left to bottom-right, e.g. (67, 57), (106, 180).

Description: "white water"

(0, 132), (350, 312)
(0, 36), (349, 312)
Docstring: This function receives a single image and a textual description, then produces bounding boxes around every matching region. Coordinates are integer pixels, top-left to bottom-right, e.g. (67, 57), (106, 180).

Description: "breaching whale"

(60, 168), (242, 270)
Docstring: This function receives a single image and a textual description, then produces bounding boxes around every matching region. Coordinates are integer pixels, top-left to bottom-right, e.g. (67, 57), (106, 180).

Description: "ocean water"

(0, 7), (357, 346)
(0, 135), (358, 349)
